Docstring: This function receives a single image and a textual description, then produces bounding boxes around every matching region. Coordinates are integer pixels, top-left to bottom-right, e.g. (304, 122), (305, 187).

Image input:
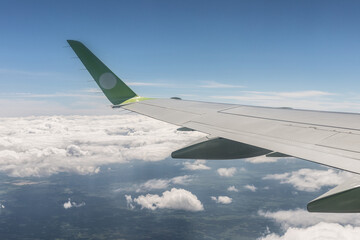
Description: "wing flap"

(308, 177), (360, 213)
(171, 136), (271, 160)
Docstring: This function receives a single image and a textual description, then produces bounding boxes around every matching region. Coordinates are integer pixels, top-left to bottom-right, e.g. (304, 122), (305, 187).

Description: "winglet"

(67, 40), (138, 105)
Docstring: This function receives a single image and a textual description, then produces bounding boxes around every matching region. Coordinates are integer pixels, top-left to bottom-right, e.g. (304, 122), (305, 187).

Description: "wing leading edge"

(67, 40), (360, 212)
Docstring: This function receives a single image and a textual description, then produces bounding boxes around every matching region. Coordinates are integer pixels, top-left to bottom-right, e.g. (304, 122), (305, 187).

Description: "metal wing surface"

(123, 98), (360, 175)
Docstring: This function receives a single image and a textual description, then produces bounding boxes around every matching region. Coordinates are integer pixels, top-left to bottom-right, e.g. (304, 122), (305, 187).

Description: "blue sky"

(1, 0), (360, 116)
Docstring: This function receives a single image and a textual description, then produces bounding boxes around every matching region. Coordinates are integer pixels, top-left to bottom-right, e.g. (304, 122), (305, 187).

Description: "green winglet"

(67, 40), (138, 105)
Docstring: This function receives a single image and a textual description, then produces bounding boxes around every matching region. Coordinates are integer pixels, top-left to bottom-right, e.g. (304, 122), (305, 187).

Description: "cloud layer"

(0, 114), (204, 177)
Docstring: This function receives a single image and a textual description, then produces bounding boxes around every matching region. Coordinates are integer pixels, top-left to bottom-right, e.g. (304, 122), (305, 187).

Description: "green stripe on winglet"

(67, 40), (137, 105)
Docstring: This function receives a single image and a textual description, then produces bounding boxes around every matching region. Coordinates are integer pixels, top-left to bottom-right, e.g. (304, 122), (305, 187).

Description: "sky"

(2, 1), (360, 239)
(1, 0), (360, 116)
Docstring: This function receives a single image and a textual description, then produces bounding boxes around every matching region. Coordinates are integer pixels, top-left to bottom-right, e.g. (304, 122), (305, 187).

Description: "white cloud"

(171, 175), (192, 185)
(262, 168), (353, 192)
(131, 188), (204, 211)
(258, 209), (360, 229)
(211, 196), (232, 204)
(244, 156), (280, 164)
(217, 167), (237, 177)
(63, 198), (85, 209)
(0, 114), (204, 177)
(227, 186), (239, 192)
(258, 208), (360, 240)
(244, 184), (257, 192)
(135, 175), (192, 192)
(183, 160), (210, 170)
(125, 195), (135, 209)
(259, 222), (360, 240)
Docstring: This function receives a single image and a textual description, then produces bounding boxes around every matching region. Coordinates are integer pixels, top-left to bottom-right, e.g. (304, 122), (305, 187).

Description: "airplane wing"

(67, 40), (360, 213)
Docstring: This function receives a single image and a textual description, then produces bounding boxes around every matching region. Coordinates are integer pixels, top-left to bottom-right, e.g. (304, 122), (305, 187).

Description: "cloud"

(183, 160), (210, 170)
(200, 81), (244, 89)
(258, 208), (360, 240)
(125, 195), (135, 209)
(244, 184), (257, 192)
(128, 188), (204, 211)
(227, 186), (239, 192)
(258, 209), (360, 229)
(0, 114), (204, 177)
(211, 196), (232, 204)
(262, 168), (353, 192)
(217, 167), (237, 177)
(63, 198), (85, 209)
(258, 222), (360, 240)
(244, 156), (280, 164)
(134, 175), (192, 192)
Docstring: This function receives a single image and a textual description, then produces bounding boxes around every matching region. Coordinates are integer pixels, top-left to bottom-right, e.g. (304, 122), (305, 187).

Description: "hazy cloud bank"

(0, 114), (204, 177)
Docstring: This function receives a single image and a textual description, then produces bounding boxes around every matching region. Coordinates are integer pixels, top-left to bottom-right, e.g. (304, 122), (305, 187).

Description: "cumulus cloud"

(127, 188), (204, 211)
(63, 198), (85, 209)
(0, 114), (204, 177)
(258, 208), (360, 229)
(211, 196), (232, 204)
(183, 160), (210, 170)
(258, 208), (360, 240)
(262, 168), (353, 192)
(227, 186), (239, 192)
(259, 222), (360, 240)
(244, 184), (257, 192)
(217, 167), (237, 177)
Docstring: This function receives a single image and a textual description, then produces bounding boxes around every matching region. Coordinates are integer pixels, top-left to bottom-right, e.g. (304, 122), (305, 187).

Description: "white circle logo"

(99, 72), (117, 89)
